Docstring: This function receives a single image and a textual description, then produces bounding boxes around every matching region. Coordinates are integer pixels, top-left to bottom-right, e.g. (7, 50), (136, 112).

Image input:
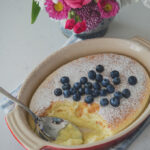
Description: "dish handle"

(131, 36), (150, 49)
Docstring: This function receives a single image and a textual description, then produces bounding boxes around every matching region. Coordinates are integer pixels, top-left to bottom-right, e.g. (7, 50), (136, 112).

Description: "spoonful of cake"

(0, 87), (82, 142)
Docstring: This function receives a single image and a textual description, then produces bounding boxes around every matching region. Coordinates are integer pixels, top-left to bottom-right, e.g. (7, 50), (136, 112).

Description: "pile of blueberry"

(54, 64), (137, 107)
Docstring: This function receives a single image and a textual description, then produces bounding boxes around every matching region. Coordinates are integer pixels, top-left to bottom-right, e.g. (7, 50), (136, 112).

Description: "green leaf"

(75, 15), (81, 22)
(68, 10), (76, 19)
(31, 0), (41, 24)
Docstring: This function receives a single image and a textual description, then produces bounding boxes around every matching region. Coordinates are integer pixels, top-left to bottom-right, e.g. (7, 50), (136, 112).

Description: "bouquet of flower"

(31, 0), (120, 34)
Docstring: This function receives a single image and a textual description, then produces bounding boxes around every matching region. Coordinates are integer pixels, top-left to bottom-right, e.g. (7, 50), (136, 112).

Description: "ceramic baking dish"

(5, 37), (150, 150)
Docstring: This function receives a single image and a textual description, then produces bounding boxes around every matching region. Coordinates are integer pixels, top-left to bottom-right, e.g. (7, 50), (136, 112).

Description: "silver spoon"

(0, 87), (80, 141)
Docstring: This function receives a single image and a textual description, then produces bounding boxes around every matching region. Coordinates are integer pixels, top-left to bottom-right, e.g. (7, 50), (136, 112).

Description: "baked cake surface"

(29, 53), (150, 144)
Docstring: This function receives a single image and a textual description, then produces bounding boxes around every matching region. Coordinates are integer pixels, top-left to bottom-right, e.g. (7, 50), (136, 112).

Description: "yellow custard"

(28, 101), (112, 145)
(54, 123), (83, 145)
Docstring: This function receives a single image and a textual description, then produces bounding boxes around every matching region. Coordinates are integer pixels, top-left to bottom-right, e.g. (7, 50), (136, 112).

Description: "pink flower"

(45, 0), (71, 20)
(74, 2), (102, 32)
(98, 0), (119, 18)
(65, 19), (76, 29)
(73, 21), (86, 33)
(64, 0), (92, 8)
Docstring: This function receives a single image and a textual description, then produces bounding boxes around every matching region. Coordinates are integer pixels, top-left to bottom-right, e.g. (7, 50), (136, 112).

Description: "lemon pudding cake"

(29, 53), (150, 145)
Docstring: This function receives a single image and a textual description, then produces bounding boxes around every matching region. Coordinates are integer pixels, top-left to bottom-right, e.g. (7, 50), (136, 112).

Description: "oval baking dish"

(5, 37), (150, 150)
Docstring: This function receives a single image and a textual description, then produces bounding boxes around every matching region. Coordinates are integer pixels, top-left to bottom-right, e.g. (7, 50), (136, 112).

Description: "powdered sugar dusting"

(30, 53), (149, 125)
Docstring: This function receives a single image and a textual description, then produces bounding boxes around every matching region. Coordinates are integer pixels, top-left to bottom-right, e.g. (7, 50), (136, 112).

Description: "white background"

(0, 0), (150, 149)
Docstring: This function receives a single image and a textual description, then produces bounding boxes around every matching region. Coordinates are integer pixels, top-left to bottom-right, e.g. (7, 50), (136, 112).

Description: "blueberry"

(85, 95), (94, 104)
(85, 88), (93, 95)
(60, 76), (69, 84)
(96, 74), (103, 82)
(96, 65), (104, 73)
(70, 87), (77, 95)
(110, 70), (119, 78)
(107, 84), (115, 93)
(100, 89), (107, 96)
(114, 91), (122, 99)
(73, 93), (81, 101)
(92, 89), (100, 97)
(80, 77), (88, 84)
(62, 83), (71, 90)
(100, 98), (109, 106)
(73, 82), (81, 89)
(128, 76), (137, 85)
(84, 82), (93, 89)
(93, 82), (101, 90)
(110, 97), (120, 107)
(54, 88), (62, 96)
(63, 90), (71, 98)
(122, 89), (131, 98)
(52, 118), (63, 124)
(113, 77), (121, 85)
(101, 78), (110, 87)
(78, 88), (85, 95)
(88, 70), (96, 80)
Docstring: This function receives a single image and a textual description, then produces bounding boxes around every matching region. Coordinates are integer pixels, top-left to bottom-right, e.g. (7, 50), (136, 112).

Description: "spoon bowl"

(36, 116), (69, 141)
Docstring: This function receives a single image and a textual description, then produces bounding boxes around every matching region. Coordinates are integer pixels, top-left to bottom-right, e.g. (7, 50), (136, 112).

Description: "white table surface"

(0, 1), (150, 150)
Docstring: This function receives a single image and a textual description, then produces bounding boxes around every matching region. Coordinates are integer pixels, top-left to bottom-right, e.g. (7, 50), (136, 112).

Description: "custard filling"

(28, 101), (113, 145)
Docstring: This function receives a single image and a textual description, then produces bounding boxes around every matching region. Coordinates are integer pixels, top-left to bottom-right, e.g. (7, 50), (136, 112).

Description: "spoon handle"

(0, 87), (38, 121)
